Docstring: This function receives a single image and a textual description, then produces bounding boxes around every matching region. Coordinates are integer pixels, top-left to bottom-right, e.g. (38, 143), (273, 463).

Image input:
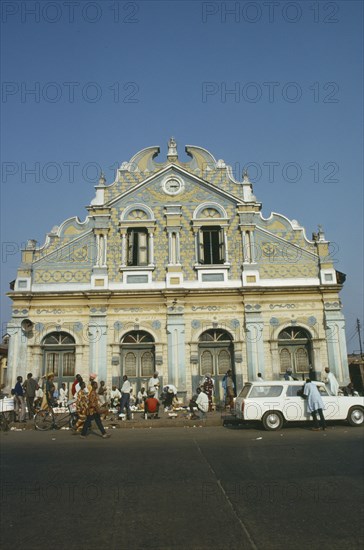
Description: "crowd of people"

(1, 366), (357, 432)
(0, 369), (238, 427)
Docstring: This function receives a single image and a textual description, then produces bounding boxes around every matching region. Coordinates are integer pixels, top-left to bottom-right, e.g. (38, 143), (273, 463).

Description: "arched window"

(127, 227), (149, 266)
(193, 203), (229, 266)
(199, 226), (225, 264)
(120, 205), (156, 268)
(121, 331), (154, 345)
(279, 348), (291, 372)
(199, 329), (232, 343)
(201, 350), (213, 375)
(42, 332), (76, 381)
(295, 347), (309, 372)
(120, 331), (155, 389)
(278, 327), (312, 375)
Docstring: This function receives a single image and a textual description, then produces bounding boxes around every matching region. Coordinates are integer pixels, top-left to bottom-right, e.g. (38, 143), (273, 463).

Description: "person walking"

(303, 379), (327, 431)
(23, 372), (37, 419)
(74, 381), (88, 434)
(80, 381), (110, 439)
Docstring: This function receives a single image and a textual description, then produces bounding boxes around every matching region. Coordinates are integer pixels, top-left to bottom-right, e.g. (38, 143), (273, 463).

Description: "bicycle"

(34, 400), (78, 431)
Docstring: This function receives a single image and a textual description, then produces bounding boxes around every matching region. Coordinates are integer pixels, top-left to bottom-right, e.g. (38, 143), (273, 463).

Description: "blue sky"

(1, 0), (363, 351)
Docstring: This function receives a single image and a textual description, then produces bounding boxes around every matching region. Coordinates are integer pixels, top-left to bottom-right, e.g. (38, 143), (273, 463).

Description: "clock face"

(164, 178), (182, 195)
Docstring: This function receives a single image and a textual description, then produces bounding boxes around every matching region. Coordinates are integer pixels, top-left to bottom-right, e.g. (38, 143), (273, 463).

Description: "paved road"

(1, 424), (363, 550)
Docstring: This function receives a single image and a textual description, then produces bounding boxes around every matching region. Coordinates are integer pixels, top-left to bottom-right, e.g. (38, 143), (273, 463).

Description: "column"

(194, 229), (199, 263)
(148, 231), (154, 265)
(121, 232), (127, 266)
(167, 231), (172, 264)
(88, 315), (108, 383)
(100, 234), (107, 266)
(325, 319), (348, 384)
(6, 320), (28, 386)
(171, 233), (177, 264)
(223, 228), (229, 263)
(242, 231), (251, 263)
(245, 311), (265, 380)
(166, 310), (186, 391)
(176, 232), (181, 263)
(250, 231), (256, 262)
(95, 234), (100, 266)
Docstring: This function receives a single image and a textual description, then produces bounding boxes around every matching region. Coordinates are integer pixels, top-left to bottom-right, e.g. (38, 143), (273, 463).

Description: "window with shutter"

(280, 348), (292, 372)
(278, 327), (312, 376)
(201, 350), (213, 375)
(200, 226), (224, 264)
(218, 350), (230, 374)
(63, 353), (75, 377)
(127, 229), (149, 266)
(46, 353), (59, 376)
(141, 351), (154, 377)
(42, 332), (76, 382)
(125, 352), (137, 377)
(295, 348), (309, 372)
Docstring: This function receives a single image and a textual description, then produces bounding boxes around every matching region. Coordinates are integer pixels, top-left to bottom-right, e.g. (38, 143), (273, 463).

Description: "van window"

(287, 385), (305, 397)
(249, 386), (283, 398)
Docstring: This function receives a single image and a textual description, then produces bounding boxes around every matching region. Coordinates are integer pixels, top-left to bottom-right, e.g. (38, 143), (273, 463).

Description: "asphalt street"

(1, 424), (363, 550)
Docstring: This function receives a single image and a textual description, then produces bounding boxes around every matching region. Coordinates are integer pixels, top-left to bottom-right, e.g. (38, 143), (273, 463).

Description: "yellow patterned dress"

(75, 390), (88, 432)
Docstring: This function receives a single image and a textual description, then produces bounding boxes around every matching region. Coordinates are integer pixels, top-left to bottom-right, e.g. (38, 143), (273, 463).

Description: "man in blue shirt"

(303, 379), (327, 431)
(14, 375), (26, 422)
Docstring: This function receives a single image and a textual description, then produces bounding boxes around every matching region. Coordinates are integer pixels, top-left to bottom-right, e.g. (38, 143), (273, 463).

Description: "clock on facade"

(163, 177), (183, 195)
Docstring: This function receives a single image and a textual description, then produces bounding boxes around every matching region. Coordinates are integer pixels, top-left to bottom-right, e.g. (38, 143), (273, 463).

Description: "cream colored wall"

(8, 282), (342, 391)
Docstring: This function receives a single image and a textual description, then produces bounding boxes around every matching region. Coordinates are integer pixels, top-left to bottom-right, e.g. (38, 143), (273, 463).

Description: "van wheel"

(262, 411), (284, 431)
(347, 406), (364, 427)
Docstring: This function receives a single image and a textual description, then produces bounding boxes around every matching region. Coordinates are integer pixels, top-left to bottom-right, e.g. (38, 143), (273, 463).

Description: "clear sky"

(1, 0), (363, 352)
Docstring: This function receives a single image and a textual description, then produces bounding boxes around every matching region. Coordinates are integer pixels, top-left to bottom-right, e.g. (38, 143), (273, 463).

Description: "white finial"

(318, 225), (326, 241)
(167, 137), (178, 160)
(99, 173), (106, 186)
(242, 168), (250, 183)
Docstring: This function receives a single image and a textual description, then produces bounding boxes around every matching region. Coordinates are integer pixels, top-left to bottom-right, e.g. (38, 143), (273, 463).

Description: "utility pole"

(357, 318), (363, 357)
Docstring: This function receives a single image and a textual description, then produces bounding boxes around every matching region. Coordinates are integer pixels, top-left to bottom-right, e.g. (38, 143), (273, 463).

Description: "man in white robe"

(190, 388), (209, 419)
(324, 368), (340, 396)
(148, 372), (160, 400)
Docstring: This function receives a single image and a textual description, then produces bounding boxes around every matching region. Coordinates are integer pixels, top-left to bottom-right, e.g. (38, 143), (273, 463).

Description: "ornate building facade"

(6, 140), (349, 402)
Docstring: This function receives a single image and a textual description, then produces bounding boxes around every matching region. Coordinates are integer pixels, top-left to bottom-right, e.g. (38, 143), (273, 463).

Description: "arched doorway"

(120, 331), (155, 394)
(198, 329), (234, 404)
(42, 332), (76, 392)
(278, 326), (312, 378)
